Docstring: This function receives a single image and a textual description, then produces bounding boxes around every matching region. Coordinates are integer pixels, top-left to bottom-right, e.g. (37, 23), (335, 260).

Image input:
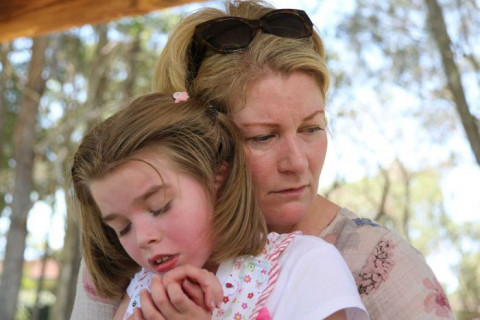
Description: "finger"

(165, 281), (200, 314)
(162, 265), (223, 309)
(140, 284), (167, 320)
(182, 278), (206, 308)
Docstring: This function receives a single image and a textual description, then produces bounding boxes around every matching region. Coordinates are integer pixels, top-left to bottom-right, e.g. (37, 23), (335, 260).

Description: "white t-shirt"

(276, 235), (367, 319)
(215, 235), (368, 320)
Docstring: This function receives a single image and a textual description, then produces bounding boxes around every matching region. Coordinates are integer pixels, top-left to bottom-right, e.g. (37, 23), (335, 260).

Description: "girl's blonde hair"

(71, 93), (267, 299)
(154, 0), (330, 112)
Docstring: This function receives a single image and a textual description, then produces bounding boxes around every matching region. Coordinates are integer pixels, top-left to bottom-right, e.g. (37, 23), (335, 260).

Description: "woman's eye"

(118, 223), (131, 237)
(307, 126), (321, 133)
(304, 125), (324, 134)
(151, 201), (171, 217)
(251, 134), (274, 143)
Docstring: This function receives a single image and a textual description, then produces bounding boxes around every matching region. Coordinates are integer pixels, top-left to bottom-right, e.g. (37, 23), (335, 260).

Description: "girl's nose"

(135, 217), (161, 248)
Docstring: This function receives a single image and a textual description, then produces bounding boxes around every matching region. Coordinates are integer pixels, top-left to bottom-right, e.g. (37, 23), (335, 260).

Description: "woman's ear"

(214, 162), (229, 190)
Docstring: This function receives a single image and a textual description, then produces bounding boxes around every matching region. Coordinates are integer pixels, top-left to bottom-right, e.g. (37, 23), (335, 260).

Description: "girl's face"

(231, 71), (327, 233)
(90, 151), (215, 274)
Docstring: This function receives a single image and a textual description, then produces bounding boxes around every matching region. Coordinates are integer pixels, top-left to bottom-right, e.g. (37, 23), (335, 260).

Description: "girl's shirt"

(123, 232), (368, 320)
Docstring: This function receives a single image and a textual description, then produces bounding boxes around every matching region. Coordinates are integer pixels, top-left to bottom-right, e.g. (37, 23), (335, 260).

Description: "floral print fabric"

(320, 209), (454, 320)
(212, 232), (300, 320)
(122, 232), (298, 320)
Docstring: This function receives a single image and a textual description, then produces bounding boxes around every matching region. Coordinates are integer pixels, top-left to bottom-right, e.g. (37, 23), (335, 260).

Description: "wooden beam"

(0, 0), (204, 43)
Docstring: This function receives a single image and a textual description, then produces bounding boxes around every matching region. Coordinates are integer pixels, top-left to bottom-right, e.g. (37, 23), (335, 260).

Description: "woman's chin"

(264, 205), (307, 233)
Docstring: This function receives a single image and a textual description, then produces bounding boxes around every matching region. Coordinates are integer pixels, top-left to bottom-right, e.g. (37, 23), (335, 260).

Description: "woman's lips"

(272, 185), (307, 196)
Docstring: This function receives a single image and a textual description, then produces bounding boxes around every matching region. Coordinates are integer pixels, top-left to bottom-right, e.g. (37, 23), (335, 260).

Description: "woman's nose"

(278, 136), (308, 174)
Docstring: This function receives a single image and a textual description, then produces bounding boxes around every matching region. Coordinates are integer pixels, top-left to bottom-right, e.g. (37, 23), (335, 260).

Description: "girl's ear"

(214, 162), (229, 190)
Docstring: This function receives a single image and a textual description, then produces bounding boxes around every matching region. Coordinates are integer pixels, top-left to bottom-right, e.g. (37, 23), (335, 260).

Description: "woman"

(71, 1), (453, 319)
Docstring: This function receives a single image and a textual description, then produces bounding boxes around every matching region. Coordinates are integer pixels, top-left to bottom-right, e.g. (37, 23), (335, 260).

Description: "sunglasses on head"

(188, 9), (314, 81)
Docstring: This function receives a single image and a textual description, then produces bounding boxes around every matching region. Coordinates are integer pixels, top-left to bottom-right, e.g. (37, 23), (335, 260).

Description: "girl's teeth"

(155, 256), (171, 264)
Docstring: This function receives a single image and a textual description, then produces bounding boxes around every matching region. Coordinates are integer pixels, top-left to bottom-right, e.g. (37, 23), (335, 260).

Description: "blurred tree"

(336, 0), (479, 163)
(0, 36), (49, 320)
(329, 2), (480, 313)
(50, 25), (113, 320)
(0, 42), (18, 220)
(424, 0), (480, 164)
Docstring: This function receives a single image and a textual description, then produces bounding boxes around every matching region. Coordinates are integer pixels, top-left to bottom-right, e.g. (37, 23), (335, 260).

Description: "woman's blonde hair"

(70, 93), (267, 299)
(154, 0), (330, 112)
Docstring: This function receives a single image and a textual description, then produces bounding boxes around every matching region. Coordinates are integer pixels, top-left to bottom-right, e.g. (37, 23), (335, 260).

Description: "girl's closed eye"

(118, 223), (131, 237)
(150, 201), (172, 217)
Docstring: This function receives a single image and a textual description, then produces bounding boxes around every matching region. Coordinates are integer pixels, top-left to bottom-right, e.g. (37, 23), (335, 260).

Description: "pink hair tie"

(173, 91), (189, 103)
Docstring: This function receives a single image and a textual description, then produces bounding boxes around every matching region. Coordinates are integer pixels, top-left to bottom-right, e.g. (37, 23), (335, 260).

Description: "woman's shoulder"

(324, 208), (454, 319)
(321, 208), (425, 268)
(323, 208), (407, 250)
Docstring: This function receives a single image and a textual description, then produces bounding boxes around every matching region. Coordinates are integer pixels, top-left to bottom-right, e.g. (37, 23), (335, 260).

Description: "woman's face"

(231, 71), (327, 233)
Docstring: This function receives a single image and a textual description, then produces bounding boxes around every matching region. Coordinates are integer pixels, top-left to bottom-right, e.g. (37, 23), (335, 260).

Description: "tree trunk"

(0, 43), (10, 161)
(85, 24), (111, 110)
(31, 246), (49, 320)
(49, 208), (81, 320)
(424, 0), (480, 165)
(0, 36), (48, 320)
(51, 25), (112, 320)
(124, 32), (142, 96)
(374, 165), (390, 223)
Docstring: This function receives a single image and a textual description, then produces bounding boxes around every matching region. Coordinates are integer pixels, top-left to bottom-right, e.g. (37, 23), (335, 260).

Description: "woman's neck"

(289, 195), (341, 236)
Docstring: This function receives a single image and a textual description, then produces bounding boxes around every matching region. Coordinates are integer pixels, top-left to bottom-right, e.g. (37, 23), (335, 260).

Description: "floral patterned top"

(122, 232), (300, 320)
(321, 208), (454, 319)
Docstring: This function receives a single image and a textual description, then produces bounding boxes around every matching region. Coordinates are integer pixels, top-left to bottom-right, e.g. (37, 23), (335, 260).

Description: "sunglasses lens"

(264, 13), (311, 38)
(203, 20), (253, 51)
(189, 10), (313, 81)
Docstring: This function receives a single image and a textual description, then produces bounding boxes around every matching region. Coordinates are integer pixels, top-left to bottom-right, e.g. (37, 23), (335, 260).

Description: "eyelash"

(304, 125), (324, 133)
(250, 125), (324, 143)
(151, 201), (171, 217)
(118, 224), (131, 237)
(252, 134), (274, 143)
(117, 201), (172, 237)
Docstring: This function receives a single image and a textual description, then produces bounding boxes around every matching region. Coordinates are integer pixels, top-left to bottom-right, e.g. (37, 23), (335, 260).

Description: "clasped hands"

(127, 265), (223, 320)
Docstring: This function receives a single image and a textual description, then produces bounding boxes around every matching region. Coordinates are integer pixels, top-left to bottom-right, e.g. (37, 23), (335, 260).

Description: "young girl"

(70, 92), (368, 320)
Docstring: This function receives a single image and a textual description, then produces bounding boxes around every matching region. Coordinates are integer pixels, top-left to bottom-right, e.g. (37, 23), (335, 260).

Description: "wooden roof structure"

(0, 0), (205, 43)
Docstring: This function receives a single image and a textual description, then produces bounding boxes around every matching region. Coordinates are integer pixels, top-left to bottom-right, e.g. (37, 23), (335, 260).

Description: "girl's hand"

(136, 265), (223, 319)
(161, 264), (223, 311)
(137, 276), (211, 320)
